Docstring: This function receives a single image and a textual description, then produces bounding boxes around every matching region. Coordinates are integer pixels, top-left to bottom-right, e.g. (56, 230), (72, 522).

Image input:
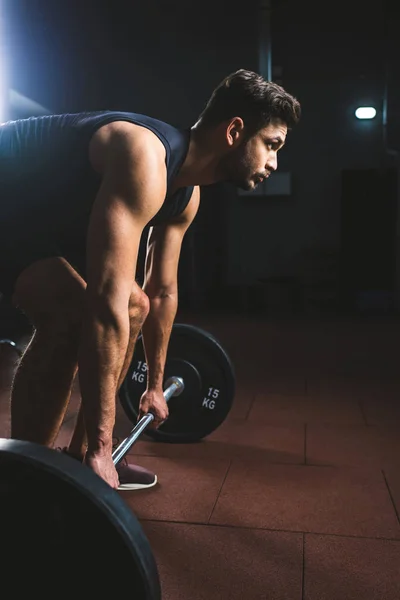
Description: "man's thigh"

(11, 257), (87, 327)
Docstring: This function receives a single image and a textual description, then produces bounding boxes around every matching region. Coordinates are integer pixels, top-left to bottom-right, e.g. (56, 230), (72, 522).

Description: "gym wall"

(3, 0), (400, 314)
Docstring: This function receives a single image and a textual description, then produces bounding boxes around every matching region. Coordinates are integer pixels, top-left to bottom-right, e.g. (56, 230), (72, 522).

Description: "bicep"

(143, 186), (200, 296)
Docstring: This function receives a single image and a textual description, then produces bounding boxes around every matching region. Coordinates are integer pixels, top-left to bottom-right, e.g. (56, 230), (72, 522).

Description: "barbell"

(0, 338), (22, 356)
(0, 323), (236, 598)
(119, 323), (236, 443)
(0, 437), (162, 598)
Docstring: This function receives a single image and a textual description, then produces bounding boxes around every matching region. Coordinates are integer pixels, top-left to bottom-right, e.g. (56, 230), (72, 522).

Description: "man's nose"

(266, 154), (277, 173)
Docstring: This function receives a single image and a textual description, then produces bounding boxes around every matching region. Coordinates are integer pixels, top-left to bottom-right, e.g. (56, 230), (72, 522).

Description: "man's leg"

(10, 256), (156, 490)
(68, 291), (149, 458)
(64, 286), (156, 491)
(10, 258), (85, 445)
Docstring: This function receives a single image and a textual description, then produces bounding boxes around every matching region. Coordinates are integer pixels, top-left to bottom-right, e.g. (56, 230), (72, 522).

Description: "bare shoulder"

(89, 120), (166, 175)
(89, 121), (168, 217)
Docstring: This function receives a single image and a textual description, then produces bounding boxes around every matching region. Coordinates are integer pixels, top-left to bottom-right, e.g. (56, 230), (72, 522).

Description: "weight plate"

(119, 323), (236, 442)
(0, 438), (161, 599)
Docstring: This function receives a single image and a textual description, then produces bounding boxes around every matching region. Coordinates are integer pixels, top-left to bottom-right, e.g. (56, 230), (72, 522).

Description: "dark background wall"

(2, 0), (400, 316)
(226, 0), (400, 315)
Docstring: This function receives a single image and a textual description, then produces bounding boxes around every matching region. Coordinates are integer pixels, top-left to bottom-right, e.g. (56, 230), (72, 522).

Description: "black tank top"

(0, 111), (193, 277)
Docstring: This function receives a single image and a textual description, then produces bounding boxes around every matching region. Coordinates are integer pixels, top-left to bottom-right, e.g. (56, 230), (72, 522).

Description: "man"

(0, 69), (300, 490)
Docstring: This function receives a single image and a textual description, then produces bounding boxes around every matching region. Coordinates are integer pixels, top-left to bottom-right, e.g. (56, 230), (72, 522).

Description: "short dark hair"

(197, 69), (301, 135)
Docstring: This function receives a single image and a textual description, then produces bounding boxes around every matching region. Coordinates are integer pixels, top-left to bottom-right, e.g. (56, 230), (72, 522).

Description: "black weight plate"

(119, 323), (236, 442)
(0, 438), (161, 599)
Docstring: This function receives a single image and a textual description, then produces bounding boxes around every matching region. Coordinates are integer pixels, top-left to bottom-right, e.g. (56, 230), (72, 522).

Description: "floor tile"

(304, 376), (374, 399)
(210, 462), (400, 539)
(304, 534), (400, 600)
(141, 521), (303, 600)
(362, 396), (400, 427)
(129, 419), (305, 465)
(248, 393), (365, 425)
(250, 369), (307, 396)
(382, 466), (400, 523)
(227, 383), (255, 419)
(1, 313), (400, 599)
(119, 456), (230, 524)
(306, 424), (400, 468)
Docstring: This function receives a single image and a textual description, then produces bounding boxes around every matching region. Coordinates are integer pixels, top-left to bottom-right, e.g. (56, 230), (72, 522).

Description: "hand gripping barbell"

(0, 323), (236, 599)
(112, 376), (184, 464)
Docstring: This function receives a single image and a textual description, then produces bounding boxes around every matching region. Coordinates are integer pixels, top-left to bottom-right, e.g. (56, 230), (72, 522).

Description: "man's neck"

(174, 126), (223, 188)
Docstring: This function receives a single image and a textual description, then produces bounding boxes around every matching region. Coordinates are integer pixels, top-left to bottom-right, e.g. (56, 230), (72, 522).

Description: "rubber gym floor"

(1, 312), (399, 599)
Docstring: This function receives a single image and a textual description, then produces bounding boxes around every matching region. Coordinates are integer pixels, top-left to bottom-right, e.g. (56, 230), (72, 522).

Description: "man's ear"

(226, 117), (244, 146)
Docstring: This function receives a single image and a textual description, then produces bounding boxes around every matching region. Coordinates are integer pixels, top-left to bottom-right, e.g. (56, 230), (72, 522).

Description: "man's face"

(220, 120), (287, 191)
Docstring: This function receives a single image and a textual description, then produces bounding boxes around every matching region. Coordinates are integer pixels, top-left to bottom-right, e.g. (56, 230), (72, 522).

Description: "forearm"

(78, 304), (130, 454)
(141, 293), (178, 390)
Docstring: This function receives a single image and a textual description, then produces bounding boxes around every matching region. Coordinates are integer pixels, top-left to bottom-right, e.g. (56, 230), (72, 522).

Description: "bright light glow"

(0, 0), (6, 123)
(355, 106), (377, 120)
(0, 1), (3, 122)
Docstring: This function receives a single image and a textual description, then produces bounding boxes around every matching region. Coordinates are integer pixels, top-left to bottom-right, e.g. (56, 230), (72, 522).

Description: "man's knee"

(128, 286), (150, 325)
(12, 257), (86, 332)
(13, 258), (149, 335)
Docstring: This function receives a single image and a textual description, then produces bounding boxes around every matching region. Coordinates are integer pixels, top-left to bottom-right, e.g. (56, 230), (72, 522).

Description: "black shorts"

(0, 234), (87, 299)
(0, 239), (31, 298)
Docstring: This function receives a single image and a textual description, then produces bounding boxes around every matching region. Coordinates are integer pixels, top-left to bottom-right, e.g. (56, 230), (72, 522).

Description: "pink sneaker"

(116, 459), (158, 491)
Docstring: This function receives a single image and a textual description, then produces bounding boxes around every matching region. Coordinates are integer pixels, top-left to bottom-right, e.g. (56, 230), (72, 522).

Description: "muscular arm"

(141, 186), (200, 391)
(78, 124), (166, 456)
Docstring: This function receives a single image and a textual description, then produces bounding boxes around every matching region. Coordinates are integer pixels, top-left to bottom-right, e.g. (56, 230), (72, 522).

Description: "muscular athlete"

(0, 69), (300, 490)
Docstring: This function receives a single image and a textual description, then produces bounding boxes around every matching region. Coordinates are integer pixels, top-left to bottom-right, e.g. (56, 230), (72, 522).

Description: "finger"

(150, 417), (164, 430)
(137, 410), (147, 422)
